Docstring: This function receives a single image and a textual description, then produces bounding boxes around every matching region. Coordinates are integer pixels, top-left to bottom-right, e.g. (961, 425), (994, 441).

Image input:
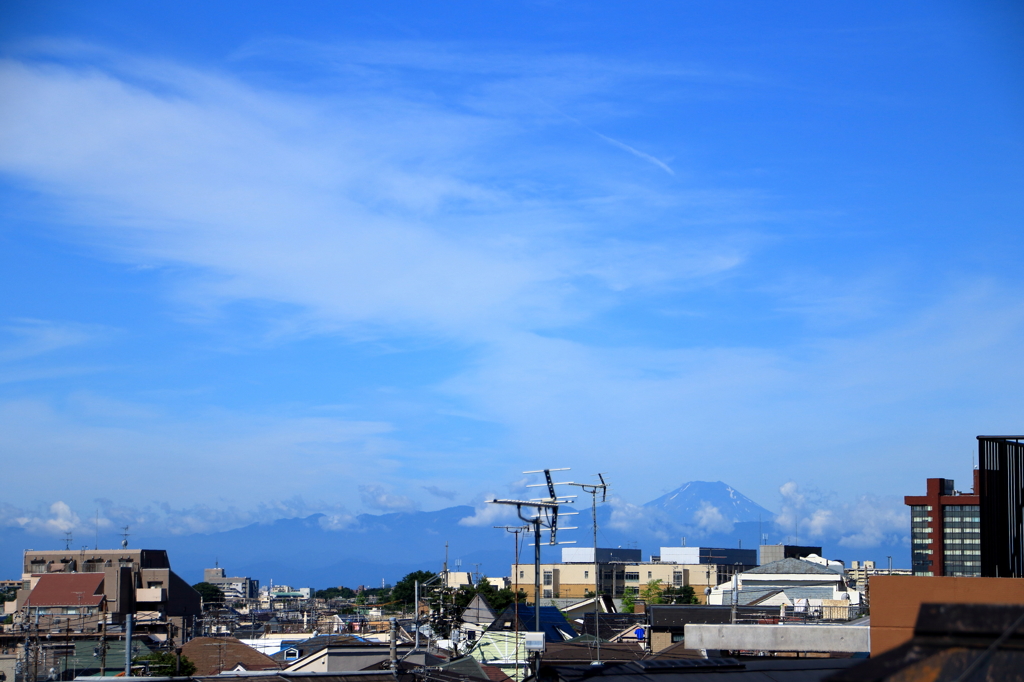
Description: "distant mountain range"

(0, 481), (908, 586)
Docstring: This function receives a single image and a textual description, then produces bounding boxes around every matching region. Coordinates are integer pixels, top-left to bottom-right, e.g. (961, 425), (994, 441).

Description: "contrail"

(540, 101), (676, 176)
(593, 131), (675, 176)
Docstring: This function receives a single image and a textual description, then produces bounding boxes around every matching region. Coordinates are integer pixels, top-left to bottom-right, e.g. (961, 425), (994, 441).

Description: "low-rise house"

(707, 557), (862, 620)
(181, 636), (282, 675)
(19, 573), (107, 632)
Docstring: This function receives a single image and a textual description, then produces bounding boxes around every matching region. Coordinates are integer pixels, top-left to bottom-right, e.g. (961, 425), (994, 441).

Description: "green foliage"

(639, 579), (664, 605)
(679, 585), (704, 602)
(139, 651), (197, 677)
(0, 587), (17, 604)
(447, 576), (527, 614)
(490, 587), (528, 613)
(191, 582), (224, 607)
(315, 586), (356, 600)
(391, 570), (437, 606)
(663, 585), (699, 604)
(621, 590), (635, 613)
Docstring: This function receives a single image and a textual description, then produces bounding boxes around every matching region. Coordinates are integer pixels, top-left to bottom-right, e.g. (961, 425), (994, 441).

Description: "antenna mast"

(489, 468), (577, 632)
(120, 526), (129, 550)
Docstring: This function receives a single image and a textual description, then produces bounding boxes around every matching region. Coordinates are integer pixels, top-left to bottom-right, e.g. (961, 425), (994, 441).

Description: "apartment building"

(512, 546), (756, 603)
(6, 548), (200, 637)
(905, 474), (981, 576)
(204, 566), (259, 600)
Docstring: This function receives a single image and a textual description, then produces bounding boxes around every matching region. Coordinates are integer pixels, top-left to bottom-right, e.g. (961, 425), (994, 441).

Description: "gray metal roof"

(745, 558), (837, 575)
(721, 586), (836, 606)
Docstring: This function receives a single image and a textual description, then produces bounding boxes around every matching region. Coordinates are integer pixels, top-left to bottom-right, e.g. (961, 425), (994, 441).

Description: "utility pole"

(495, 525), (528, 680)
(569, 474), (607, 664)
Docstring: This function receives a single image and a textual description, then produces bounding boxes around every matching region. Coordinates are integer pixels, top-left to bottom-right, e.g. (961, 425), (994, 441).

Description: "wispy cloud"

(0, 46), (751, 346)
(0, 319), (110, 363)
(422, 485), (457, 500)
(0, 394), (398, 511)
(358, 484), (418, 513)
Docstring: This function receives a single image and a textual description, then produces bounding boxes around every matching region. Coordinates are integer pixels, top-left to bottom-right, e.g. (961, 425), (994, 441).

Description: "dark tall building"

(904, 474), (980, 576)
(978, 435), (1024, 578)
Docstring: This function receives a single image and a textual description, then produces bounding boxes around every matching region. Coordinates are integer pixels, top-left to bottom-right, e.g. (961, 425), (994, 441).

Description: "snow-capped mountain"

(643, 480), (774, 525)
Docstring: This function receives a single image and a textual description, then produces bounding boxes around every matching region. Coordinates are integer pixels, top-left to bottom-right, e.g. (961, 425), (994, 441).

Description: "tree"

(680, 585), (698, 604)
(391, 570), (436, 607)
(489, 587), (528, 613)
(191, 582), (224, 608)
(138, 651), (197, 677)
(621, 590), (636, 613)
(639, 579), (664, 605)
(315, 586), (355, 600)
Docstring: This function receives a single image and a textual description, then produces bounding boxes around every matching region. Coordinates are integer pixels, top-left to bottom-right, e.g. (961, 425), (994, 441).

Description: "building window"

(625, 586), (639, 595)
(543, 571), (553, 586)
(647, 571), (652, 579)
(624, 572), (640, 581)
(543, 589), (553, 599)
(519, 571), (524, 579)
(584, 571), (589, 579)
(673, 572), (683, 586)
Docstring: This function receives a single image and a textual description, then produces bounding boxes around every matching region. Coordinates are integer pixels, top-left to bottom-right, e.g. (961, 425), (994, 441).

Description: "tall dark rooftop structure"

(978, 435), (1024, 578)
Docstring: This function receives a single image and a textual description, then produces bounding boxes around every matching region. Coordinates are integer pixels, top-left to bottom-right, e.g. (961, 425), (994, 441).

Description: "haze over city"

(1, 2), (1023, 571)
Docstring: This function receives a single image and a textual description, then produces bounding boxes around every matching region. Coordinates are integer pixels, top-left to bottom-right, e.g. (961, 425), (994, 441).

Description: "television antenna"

(120, 526), (130, 550)
(489, 468), (577, 628)
(64, 532), (73, 551)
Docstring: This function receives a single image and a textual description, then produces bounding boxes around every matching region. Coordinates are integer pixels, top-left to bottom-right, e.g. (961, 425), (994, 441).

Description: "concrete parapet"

(684, 623), (869, 653)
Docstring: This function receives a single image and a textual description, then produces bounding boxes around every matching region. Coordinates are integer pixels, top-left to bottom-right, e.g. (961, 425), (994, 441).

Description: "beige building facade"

(512, 560), (749, 603)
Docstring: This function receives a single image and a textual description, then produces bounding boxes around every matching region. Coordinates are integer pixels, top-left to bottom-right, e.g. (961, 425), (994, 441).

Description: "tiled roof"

(463, 594), (498, 626)
(541, 641), (646, 663)
(25, 573), (105, 607)
(744, 558), (838, 575)
(481, 665), (514, 682)
(182, 636), (283, 676)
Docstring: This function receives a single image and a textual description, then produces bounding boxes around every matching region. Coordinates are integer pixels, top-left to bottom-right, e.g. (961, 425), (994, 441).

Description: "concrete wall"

(869, 575), (1024, 656)
(684, 624), (868, 653)
(0, 654), (16, 682)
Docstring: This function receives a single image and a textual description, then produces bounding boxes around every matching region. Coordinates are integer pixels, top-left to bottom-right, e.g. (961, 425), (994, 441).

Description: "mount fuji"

(644, 481), (774, 525)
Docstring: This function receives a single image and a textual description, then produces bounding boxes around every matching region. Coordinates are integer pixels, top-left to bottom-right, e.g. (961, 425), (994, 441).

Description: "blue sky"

(1, 1), (1022, 551)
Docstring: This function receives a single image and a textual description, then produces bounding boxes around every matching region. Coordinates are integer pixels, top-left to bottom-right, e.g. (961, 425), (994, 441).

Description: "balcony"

(135, 587), (166, 602)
